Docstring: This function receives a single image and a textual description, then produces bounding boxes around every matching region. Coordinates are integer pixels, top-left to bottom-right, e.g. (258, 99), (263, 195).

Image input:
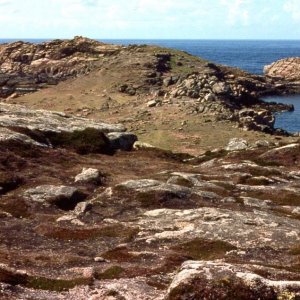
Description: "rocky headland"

(0, 38), (300, 299)
(264, 57), (300, 94)
(0, 37), (295, 138)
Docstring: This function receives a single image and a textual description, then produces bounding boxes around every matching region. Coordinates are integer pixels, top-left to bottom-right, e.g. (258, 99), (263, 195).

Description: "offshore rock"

(264, 57), (300, 81)
(264, 57), (300, 93)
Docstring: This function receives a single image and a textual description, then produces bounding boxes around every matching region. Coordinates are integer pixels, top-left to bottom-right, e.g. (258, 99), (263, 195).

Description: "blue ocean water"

(1, 38), (300, 132)
(262, 95), (300, 133)
(103, 39), (300, 75)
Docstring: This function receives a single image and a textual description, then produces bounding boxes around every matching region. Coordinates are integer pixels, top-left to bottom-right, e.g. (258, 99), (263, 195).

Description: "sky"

(1, 0), (300, 39)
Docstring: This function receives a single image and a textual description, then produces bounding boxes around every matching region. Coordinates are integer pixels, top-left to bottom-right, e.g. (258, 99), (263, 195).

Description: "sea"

(1, 38), (300, 132)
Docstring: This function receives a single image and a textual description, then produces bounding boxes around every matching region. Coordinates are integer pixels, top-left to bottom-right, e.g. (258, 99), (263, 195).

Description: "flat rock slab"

(0, 103), (125, 134)
(139, 207), (300, 248)
(0, 127), (45, 147)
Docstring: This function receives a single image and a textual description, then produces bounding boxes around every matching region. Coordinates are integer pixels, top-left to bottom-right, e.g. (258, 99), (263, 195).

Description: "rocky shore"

(0, 38), (300, 299)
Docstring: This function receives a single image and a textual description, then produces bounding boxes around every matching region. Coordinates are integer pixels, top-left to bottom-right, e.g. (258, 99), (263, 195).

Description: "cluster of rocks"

(0, 36), (122, 98)
(236, 108), (276, 133)
(162, 72), (289, 133)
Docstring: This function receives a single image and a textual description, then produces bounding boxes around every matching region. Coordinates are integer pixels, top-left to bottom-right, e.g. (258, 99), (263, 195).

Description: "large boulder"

(24, 185), (86, 210)
(0, 103), (137, 153)
(107, 132), (138, 151)
(264, 57), (300, 81)
(166, 260), (300, 300)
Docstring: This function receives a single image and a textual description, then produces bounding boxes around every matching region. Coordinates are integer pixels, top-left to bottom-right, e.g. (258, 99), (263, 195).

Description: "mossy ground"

(172, 238), (237, 260)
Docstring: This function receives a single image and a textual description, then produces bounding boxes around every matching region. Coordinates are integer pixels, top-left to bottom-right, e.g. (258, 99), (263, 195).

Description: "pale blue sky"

(1, 0), (300, 39)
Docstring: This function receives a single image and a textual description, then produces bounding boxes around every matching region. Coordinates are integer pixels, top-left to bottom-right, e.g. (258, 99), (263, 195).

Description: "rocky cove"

(262, 94), (300, 134)
(0, 37), (300, 299)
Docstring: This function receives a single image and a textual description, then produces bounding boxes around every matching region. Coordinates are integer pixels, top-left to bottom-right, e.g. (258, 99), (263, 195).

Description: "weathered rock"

(118, 179), (192, 199)
(0, 36), (122, 97)
(0, 103), (125, 134)
(24, 185), (86, 210)
(264, 57), (300, 81)
(212, 81), (230, 95)
(0, 127), (46, 147)
(147, 100), (158, 107)
(140, 207), (299, 248)
(74, 168), (101, 184)
(238, 108), (275, 132)
(166, 260), (300, 300)
(0, 103), (138, 153)
(107, 132), (138, 151)
(225, 138), (249, 151)
(133, 141), (155, 149)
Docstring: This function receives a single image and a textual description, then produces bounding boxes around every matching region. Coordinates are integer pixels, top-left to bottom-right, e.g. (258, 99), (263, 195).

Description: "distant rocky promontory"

(264, 57), (300, 94)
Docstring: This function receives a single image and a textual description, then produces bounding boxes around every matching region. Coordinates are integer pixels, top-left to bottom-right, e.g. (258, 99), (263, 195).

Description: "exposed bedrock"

(0, 103), (137, 152)
(264, 57), (300, 94)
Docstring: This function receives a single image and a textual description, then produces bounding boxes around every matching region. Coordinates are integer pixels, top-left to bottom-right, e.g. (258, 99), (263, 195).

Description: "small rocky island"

(0, 37), (300, 299)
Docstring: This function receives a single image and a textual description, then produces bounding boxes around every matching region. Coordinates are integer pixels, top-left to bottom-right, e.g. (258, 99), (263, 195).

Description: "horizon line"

(1, 38), (300, 41)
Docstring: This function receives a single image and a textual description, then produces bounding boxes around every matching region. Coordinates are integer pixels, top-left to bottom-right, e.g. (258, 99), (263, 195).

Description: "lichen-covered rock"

(0, 127), (46, 147)
(74, 168), (101, 184)
(24, 185), (86, 210)
(0, 103), (125, 134)
(0, 103), (137, 153)
(225, 138), (249, 151)
(166, 261), (300, 300)
(140, 207), (300, 248)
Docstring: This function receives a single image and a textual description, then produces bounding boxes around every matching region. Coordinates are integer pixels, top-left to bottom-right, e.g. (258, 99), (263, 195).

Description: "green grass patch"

(172, 238), (237, 260)
(25, 276), (91, 291)
(95, 266), (125, 280)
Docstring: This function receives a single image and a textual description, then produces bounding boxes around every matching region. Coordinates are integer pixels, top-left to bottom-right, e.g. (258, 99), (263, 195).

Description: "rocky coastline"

(0, 37), (297, 135)
(0, 38), (300, 299)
